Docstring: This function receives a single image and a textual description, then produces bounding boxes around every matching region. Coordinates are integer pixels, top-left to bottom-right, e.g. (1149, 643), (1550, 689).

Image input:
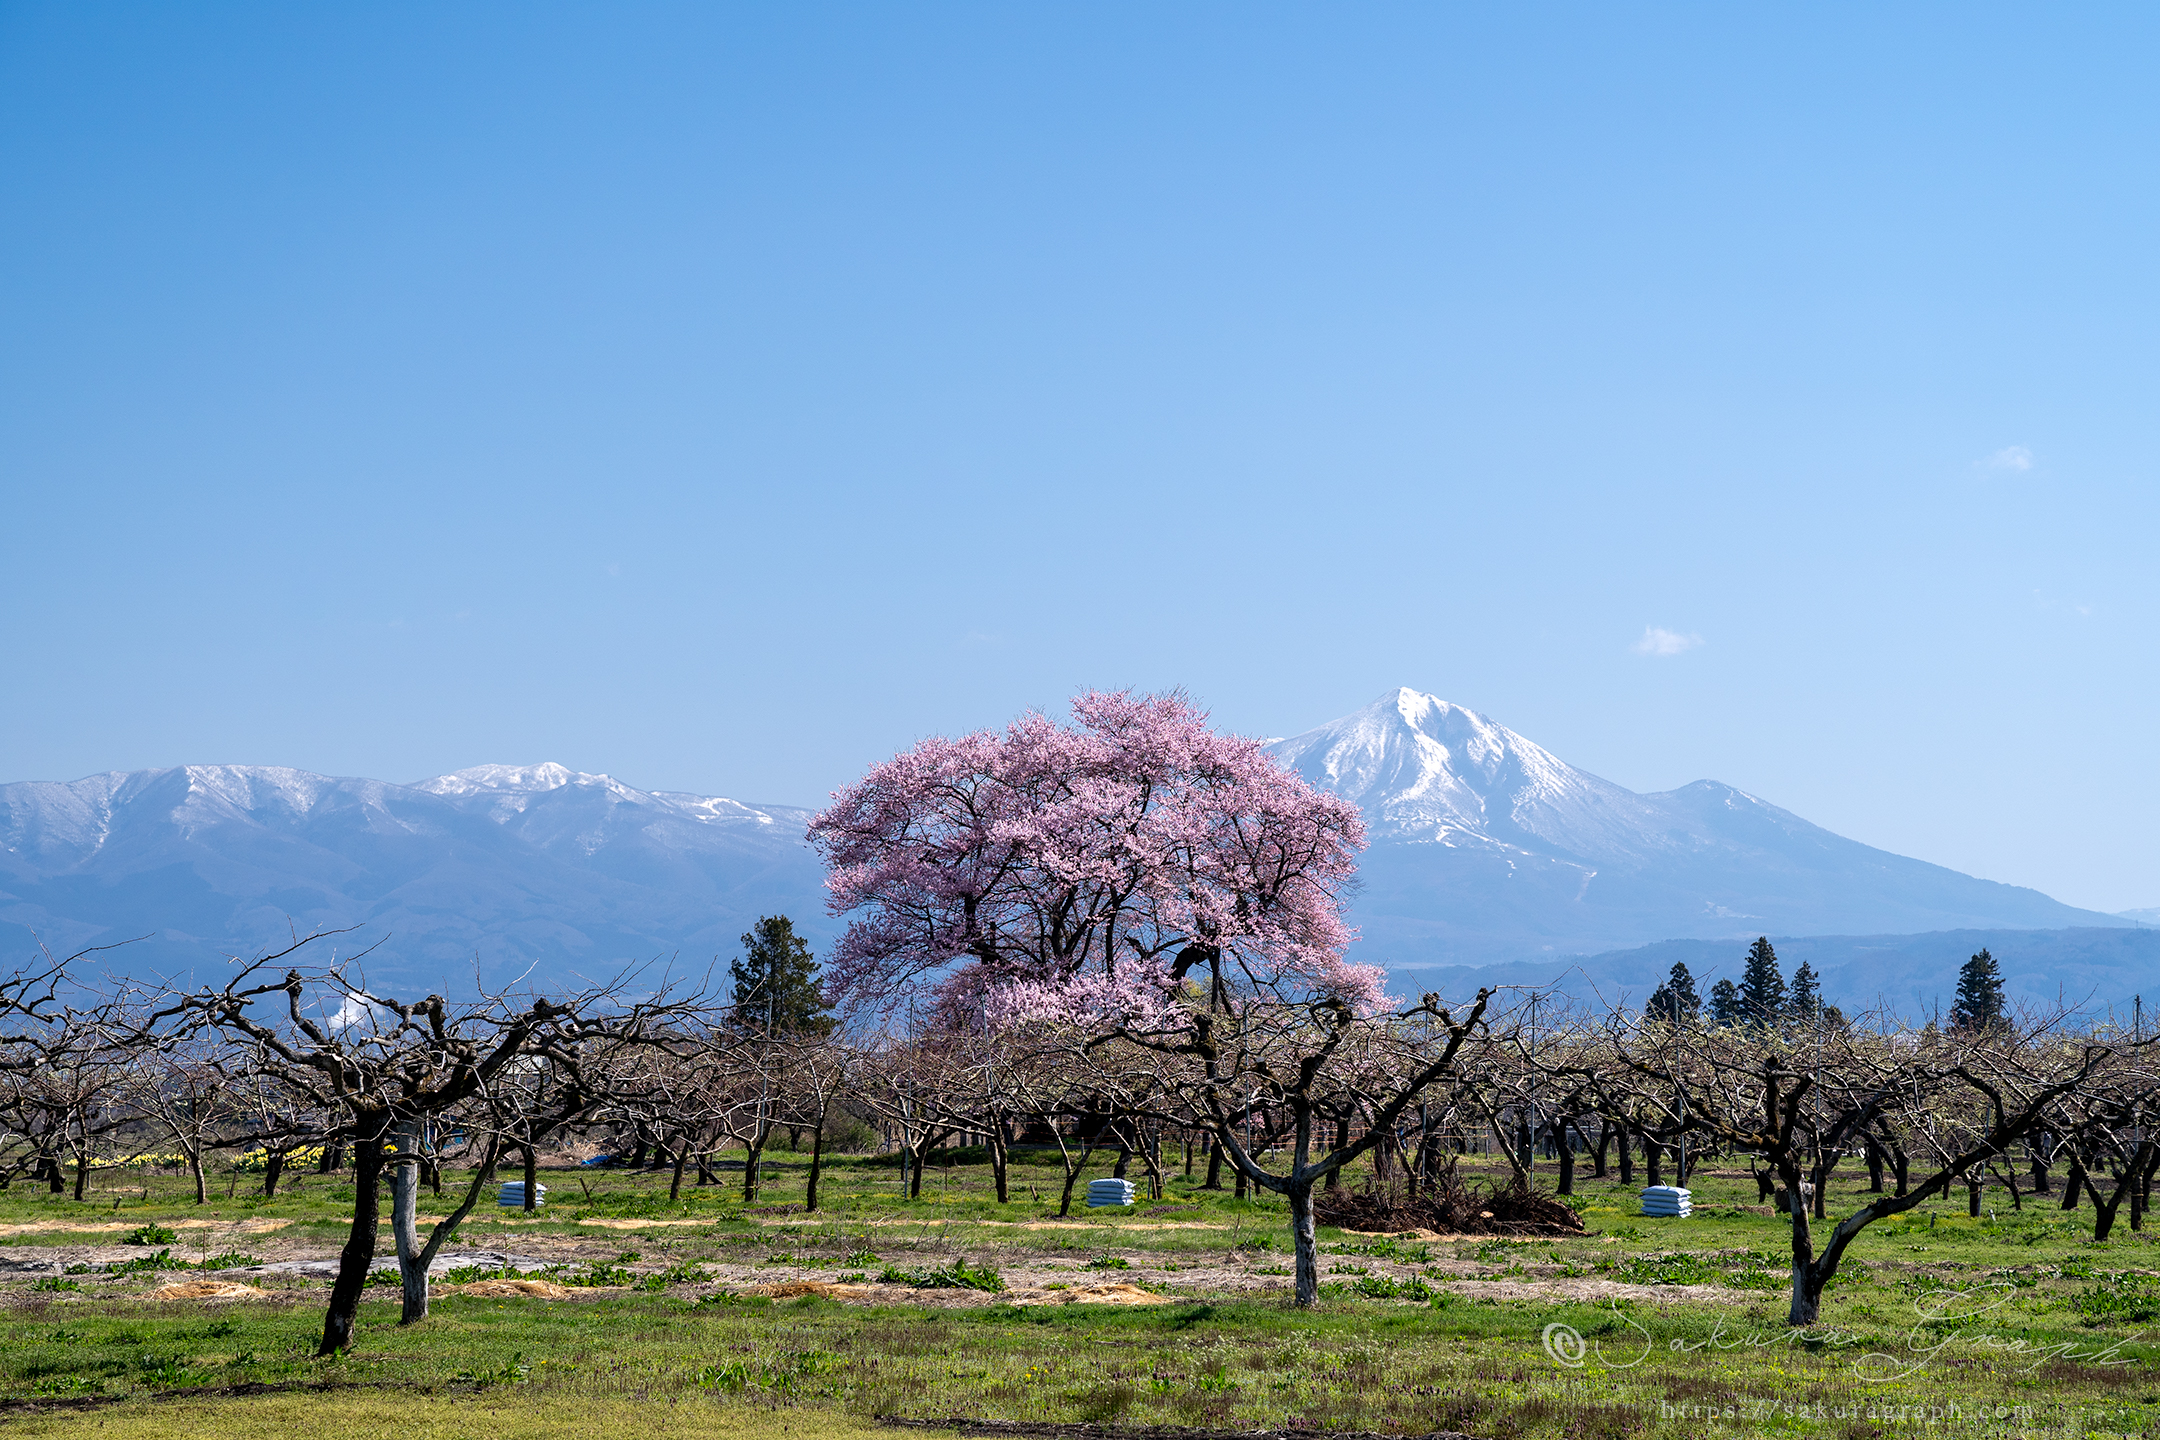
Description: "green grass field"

(0, 1145), (2151, 1438)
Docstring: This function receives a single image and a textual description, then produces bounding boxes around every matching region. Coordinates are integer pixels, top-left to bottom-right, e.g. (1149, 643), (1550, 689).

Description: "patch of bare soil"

(451, 1278), (575, 1299)
(0, 1218), (292, 1237)
(1005, 1283), (1169, 1307)
(751, 1279), (1173, 1308)
(146, 1280), (267, 1300)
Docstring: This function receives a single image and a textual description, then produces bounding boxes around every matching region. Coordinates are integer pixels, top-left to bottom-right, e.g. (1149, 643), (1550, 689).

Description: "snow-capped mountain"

(0, 763), (828, 992)
(0, 693), (2133, 994)
(1267, 688), (2128, 967)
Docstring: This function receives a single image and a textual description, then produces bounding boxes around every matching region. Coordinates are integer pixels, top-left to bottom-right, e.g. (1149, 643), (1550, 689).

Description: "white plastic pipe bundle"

(1639, 1185), (1692, 1217)
(1085, 1178), (1137, 1208)
(497, 1180), (548, 1209)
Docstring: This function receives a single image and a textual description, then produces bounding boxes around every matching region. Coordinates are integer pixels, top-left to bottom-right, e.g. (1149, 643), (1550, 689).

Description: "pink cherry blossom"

(809, 689), (1376, 1020)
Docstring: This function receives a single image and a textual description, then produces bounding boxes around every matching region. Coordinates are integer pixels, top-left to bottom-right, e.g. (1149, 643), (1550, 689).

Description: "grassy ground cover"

(0, 1146), (2151, 1438)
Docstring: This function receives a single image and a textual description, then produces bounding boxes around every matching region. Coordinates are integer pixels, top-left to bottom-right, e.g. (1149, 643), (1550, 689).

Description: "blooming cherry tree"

(809, 690), (1378, 1019)
(814, 690), (1495, 1307)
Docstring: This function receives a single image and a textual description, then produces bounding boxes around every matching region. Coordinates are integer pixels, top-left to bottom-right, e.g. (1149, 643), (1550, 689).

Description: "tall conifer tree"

(729, 915), (837, 1036)
(1787, 960), (1823, 1024)
(1708, 977), (1743, 1027)
(1739, 937), (1787, 1028)
(1647, 961), (1702, 1023)
(1948, 948), (2006, 1033)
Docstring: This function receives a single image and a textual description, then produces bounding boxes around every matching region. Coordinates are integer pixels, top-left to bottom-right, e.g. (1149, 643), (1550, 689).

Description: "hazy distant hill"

(0, 763), (830, 993)
(1268, 688), (2129, 969)
(1384, 926), (2160, 1020)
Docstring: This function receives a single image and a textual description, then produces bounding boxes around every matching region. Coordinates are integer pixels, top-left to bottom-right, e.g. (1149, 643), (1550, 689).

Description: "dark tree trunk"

(743, 1133), (767, 1203)
(1202, 1137), (1223, 1191)
(2062, 1155), (2085, 1210)
(2089, 1151), (2151, 1242)
(2113, 1143), (2160, 1234)
(1865, 1140), (1884, 1194)
(389, 1120), (428, 1324)
(1967, 1174), (1983, 1217)
(1288, 1178), (1319, 1308)
(805, 1123), (825, 1213)
(1616, 1123), (1634, 1185)
(522, 1145), (538, 1212)
(1112, 1143), (1131, 1180)
(319, 1136), (384, 1355)
(321, 1144), (345, 1173)
(669, 1144), (688, 1203)
(989, 1124), (1010, 1204)
(72, 1150), (89, 1201)
(1644, 1138), (1663, 1188)
(1592, 1119), (1610, 1179)
(263, 1149), (286, 1199)
(1054, 1141), (1094, 1217)
(1812, 1152), (1840, 1219)
(1325, 1118), (1347, 1190)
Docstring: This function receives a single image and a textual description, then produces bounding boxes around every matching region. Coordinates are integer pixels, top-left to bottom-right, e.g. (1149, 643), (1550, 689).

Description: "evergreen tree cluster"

(1668, 938), (1840, 1030)
(1646, 962), (1700, 1024)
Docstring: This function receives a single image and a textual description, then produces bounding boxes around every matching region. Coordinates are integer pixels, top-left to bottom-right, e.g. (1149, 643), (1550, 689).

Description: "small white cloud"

(1985, 445), (2033, 471)
(1633, 626), (1702, 658)
(326, 996), (379, 1030)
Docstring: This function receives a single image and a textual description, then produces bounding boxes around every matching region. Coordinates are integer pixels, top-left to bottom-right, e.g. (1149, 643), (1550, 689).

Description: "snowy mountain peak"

(1267, 688), (1624, 846)
(414, 762), (591, 796)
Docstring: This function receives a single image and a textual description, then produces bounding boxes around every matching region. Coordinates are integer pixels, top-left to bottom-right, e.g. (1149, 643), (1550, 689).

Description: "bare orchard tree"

(1576, 1006), (2141, 1325)
(163, 936), (703, 1353)
(595, 1030), (732, 1203)
(855, 1035), (968, 1201)
(0, 1009), (138, 1199)
(122, 1036), (236, 1204)
(0, 946), (157, 1196)
(775, 1032), (855, 1212)
(1003, 1049), (1155, 1217)
(1004, 969), (1497, 1307)
(2050, 1052), (2160, 1239)
(228, 1062), (331, 1198)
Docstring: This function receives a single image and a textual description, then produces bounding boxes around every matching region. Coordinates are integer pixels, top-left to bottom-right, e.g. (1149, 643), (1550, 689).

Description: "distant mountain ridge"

(1, 688), (2134, 997)
(0, 762), (829, 992)
(1386, 926), (2160, 1020)
(1266, 688), (2129, 968)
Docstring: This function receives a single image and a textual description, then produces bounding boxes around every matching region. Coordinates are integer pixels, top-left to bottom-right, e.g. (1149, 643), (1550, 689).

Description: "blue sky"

(4, 5), (2157, 912)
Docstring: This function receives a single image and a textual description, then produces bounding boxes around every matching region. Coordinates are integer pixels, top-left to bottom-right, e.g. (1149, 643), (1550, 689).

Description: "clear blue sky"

(4, 5), (2156, 912)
